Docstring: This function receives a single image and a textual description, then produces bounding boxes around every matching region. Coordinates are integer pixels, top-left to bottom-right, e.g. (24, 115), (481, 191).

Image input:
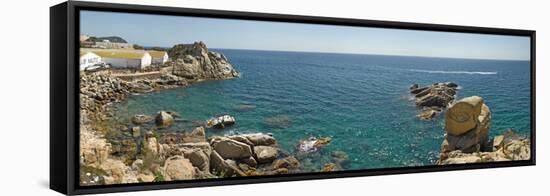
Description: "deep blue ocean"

(111, 49), (531, 170)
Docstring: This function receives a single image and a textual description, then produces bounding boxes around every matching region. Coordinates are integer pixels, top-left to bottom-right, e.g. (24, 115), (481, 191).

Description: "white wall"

(79, 52), (102, 70)
(0, 0), (548, 196)
(104, 55), (149, 69)
(141, 52), (152, 68)
(152, 54), (168, 65)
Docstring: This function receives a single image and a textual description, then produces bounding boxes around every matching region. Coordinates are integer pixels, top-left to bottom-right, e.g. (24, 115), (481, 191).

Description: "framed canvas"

(50, 1), (536, 195)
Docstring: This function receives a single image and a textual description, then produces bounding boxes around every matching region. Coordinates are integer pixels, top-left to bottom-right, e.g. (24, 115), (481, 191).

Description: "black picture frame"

(50, 1), (536, 195)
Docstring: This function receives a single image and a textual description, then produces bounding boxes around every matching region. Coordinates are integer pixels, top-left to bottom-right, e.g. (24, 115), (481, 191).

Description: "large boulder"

(183, 148), (210, 172)
(227, 133), (277, 147)
(442, 96), (491, 153)
(445, 96), (484, 136)
(253, 146), (279, 163)
(155, 111), (174, 128)
(209, 150), (246, 177)
(163, 155), (195, 181)
(477, 104), (492, 143)
(211, 138), (253, 159)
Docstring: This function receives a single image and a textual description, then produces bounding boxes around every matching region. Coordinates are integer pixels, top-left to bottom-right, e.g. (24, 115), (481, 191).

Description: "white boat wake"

(409, 69), (497, 75)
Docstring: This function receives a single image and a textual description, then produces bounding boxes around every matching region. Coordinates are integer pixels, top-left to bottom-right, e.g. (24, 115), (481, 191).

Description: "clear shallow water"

(111, 49), (531, 170)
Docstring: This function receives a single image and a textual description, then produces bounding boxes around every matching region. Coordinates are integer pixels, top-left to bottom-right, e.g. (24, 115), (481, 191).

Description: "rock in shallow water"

(410, 82), (458, 108)
(131, 114), (153, 125)
(417, 108), (439, 120)
(206, 114), (236, 129)
(155, 111), (174, 128)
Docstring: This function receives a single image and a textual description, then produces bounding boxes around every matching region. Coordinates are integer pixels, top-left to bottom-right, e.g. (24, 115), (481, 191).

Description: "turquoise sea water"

(111, 49), (531, 170)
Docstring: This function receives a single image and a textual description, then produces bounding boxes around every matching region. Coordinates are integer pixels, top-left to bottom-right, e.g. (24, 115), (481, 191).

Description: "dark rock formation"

(409, 82), (458, 120)
(410, 82), (458, 108)
(169, 42), (240, 80)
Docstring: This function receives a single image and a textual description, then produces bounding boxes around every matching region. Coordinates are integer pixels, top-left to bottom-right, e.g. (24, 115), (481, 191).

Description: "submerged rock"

(417, 108), (439, 120)
(297, 136), (332, 154)
(234, 104), (256, 112)
(264, 115), (292, 128)
(131, 114), (153, 125)
(272, 156), (300, 170)
(321, 163), (342, 172)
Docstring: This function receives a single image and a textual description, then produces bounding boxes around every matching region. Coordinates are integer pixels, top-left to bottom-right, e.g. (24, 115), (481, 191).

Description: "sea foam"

(409, 69), (497, 75)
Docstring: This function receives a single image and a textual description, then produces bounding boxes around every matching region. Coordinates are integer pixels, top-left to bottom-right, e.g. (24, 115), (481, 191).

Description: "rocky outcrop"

(80, 126), (112, 165)
(442, 96), (490, 153)
(439, 129), (531, 164)
(437, 96), (531, 164)
(79, 127), (139, 185)
(409, 82), (458, 120)
(79, 42), (242, 185)
(169, 42), (240, 80)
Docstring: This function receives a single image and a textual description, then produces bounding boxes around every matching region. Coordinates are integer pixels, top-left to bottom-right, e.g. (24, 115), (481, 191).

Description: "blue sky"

(80, 11), (530, 60)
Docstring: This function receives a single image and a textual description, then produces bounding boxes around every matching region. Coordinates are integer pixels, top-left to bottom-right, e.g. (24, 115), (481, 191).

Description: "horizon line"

(133, 42), (530, 61)
(138, 44), (529, 62)
(206, 47), (531, 62)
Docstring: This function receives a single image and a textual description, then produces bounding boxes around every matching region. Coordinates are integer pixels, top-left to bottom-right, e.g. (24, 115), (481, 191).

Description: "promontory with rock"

(408, 82), (531, 164)
(79, 42), (344, 185)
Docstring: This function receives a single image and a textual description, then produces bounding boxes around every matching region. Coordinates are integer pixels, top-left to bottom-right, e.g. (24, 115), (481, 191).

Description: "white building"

(79, 51), (102, 70)
(149, 51), (169, 65)
(93, 51), (152, 69)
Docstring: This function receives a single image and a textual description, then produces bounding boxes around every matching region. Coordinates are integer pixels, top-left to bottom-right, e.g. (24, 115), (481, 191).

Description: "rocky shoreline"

(79, 42), (243, 185)
(408, 82), (530, 164)
(79, 42), (346, 185)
